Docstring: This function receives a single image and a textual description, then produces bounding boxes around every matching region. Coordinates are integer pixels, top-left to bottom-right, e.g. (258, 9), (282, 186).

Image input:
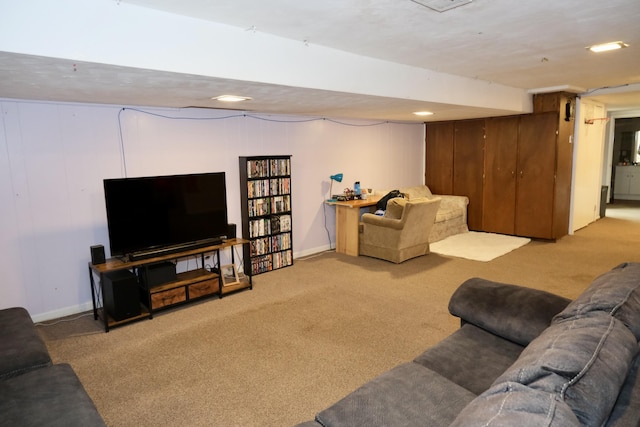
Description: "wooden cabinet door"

(515, 113), (557, 238)
(453, 119), (485, 230)
(425, 121), (454, 194)
(483, 116), (519, 234)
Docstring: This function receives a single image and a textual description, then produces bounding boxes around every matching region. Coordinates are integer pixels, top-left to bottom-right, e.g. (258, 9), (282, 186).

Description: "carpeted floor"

(37, 201), (640, 426)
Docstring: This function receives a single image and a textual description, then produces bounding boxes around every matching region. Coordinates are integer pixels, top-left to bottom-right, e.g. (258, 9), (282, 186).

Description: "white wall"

(0, 99), (425, 320)
(571, 98), (607, 232)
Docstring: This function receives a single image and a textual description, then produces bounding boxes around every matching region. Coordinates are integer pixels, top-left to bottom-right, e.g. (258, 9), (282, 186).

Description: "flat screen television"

(103, 172), (228, 260)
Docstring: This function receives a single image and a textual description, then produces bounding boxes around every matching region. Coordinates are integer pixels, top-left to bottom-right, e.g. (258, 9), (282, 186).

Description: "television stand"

(88, 238), (250, 332)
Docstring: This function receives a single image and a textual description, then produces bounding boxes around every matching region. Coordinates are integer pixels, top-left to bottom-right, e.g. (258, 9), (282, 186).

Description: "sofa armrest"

(0, 307), (52, 380)
(448, 278), (571, 346)
(435, 194), (468, 211)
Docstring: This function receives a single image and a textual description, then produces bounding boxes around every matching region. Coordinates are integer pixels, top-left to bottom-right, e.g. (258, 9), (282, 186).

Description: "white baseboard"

(294, 244), (333, 259)
(31, 301), (94, 323)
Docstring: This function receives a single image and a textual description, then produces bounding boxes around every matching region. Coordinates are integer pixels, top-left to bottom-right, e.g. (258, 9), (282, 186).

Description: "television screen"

(103, 172), (228, 259)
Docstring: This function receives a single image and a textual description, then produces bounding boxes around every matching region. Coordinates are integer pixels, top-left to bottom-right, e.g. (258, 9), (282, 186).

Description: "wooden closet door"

(425, 121), (454, 194)
(515, 113), (557, 238)
(483, 116), (519, 234)
(453, 119), (485, 231)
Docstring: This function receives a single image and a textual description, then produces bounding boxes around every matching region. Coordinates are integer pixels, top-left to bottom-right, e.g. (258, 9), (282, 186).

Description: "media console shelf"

(88, 238), (250, 332)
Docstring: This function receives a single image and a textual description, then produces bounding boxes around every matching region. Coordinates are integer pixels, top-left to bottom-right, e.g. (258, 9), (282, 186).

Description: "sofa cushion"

(413, 323), (524, 395)
(491, 311), (637, 426)
(606, 347), (640, 427)
(0, 363), (105, 426)
(448, 278), (571, 346)
(553, 262), (640, 339)
(450, 381), (580, 427)
(0, 307), (52, 380)
(384, 197), (407, 219)
(435, 208), (463, 223)
(314, 362), (476, 427)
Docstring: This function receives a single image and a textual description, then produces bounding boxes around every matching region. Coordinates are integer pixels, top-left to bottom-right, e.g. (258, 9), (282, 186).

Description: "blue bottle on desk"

(354, 181), (361, 196)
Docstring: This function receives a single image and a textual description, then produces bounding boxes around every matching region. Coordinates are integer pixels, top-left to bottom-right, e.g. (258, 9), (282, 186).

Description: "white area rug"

(430, 231), (531, 262)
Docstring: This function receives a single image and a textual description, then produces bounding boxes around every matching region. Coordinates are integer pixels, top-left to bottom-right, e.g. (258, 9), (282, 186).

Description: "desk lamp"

(327, 173), (343, 202)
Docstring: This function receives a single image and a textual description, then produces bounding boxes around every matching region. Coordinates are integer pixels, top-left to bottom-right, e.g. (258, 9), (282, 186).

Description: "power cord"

(323, 202), (334, 250)
(34, 312), (94, 327)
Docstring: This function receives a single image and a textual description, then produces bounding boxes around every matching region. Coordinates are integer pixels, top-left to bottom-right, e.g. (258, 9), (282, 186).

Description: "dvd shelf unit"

(239, 155), (293, 275)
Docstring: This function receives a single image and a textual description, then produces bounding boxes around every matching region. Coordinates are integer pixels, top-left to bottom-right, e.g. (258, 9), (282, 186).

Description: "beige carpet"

(430, 231), (531, 262)
(36, 201), (640, 426)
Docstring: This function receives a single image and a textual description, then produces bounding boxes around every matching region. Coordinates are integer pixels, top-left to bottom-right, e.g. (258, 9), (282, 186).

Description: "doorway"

(609, 117), (640, 208)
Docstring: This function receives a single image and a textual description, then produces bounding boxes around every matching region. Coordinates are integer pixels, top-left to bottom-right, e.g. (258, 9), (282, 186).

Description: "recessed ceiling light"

(212, 95), (252, 102)
(587, 41), (628, 53)
(413, 111), (434, 116)
(411, 0), (473, 12)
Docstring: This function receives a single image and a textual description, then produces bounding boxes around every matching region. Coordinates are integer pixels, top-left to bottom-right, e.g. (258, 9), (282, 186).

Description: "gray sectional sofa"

(298, 262), (640, 426)
(0, 307), (105, 426)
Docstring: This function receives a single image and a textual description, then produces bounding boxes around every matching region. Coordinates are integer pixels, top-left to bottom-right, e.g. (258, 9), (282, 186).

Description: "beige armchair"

(399, 185), (469, 243)
(359, 197), (441, 263)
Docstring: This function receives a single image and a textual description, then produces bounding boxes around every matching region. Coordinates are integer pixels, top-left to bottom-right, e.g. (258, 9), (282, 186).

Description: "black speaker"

(103, 270), (140, 321)
(227, 223), (236, 239)
(90, 245), (106, 265)
(138, 261), (176, 288)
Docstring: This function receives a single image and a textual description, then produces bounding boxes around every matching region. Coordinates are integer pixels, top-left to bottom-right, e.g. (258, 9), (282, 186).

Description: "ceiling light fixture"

(587, 41), (628, 53)
(410, 0), (473, 13)
(212, 95), (252, 102)
(413, 111), (434, 116)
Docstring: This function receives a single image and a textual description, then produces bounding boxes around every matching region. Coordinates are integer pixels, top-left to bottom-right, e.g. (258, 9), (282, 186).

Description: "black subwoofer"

(103, 270), (140, 321)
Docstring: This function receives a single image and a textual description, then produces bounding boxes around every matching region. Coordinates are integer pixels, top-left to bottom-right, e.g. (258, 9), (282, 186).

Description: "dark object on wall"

(376, 190), (404, 210)
(138, 261), (177, 288)
(90, 245), (105, 265)
(600, 186), (608, 218)
(564, 99), (574, 122)
(227, 223), (236, 239)
(103, 270), (140, 321)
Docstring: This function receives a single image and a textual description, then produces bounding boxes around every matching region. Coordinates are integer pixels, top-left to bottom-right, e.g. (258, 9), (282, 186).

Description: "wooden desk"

(326, 197), (380, 256)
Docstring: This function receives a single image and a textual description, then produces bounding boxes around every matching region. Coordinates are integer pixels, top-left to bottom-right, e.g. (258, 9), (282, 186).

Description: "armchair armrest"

(448, 278), (571, 346)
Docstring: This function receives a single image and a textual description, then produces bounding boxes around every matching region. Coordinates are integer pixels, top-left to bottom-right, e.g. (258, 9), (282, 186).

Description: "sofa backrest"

(399, 185), (433, 200)
(451, 262), (640, 427)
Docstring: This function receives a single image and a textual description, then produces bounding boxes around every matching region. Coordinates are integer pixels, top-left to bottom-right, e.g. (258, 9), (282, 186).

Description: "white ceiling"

(1, 0), (639, 121)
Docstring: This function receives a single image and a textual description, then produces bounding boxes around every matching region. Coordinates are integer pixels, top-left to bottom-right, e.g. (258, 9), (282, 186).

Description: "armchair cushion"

(384, 197), (407, 219)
